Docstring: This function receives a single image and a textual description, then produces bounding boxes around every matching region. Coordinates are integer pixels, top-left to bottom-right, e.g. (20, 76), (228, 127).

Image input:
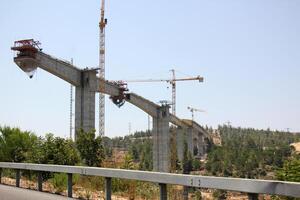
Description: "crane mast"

(187, 106), (205, 122)
(99, 0), (107, 136)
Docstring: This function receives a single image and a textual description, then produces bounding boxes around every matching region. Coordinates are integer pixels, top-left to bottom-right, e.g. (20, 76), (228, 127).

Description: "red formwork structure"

(11, 39), (42, 78)
(109, 81), (128, 107)
(11, 39), (42, 58)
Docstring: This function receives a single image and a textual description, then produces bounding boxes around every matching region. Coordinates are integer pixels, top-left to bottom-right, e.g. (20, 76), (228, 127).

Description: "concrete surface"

(0, 184), (72, 200)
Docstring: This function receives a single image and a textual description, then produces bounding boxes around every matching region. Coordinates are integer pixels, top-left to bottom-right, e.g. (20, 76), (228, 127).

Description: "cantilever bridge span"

(11, 39), (209, 173)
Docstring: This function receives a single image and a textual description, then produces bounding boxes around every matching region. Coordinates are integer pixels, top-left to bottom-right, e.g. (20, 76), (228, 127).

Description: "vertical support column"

(67, 173), (73, 198)
(176, 127), (185, 162)
(159, 183), (167, 200)
(37, 172), (43, 192)
(75, 70), (96, 138)
(247, 193), (258, 200)
(105, 177), (112, 200)
(16, 169), (20, 187)
(186, 128), (194, 155)
(153, 105), (170, 172)
(183, 186), (189, 200)
(197, 133), (204, 156)
(0, 168), (2, 184)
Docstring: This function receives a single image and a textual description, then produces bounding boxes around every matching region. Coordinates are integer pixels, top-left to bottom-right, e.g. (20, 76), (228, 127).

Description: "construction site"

(9, 0), (211, 173)
(1, 0), (300, 200)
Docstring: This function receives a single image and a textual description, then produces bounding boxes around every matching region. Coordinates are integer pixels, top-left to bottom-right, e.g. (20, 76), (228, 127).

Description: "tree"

(129, 143), (139, 161)
(122, 153), (136, 170)
(139, 140), (153, 171)
(276, 157), (300, 182)
(192, 159), (201, 171)
(121, 153), (137, 200)
(76, 129), (105, 167)
(38, 133), (80, 166)
(0, 126), (38, 162)
(205, 125), (300, 179)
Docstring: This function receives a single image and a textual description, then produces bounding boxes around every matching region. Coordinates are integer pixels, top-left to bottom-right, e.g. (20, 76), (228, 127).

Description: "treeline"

(0, 126), (104, 167)
(0, 126), (157, 199)
(1, 125), (299, 182)
(206, 125), (300, 179)
(102, 129), (201, 173)
(102, 130), (153, 171)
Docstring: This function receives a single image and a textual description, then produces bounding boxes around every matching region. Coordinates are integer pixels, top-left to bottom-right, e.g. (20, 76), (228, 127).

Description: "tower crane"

(116, 70), (204, 115)
(187, 106), (205, 122)
(99, 0), (107, 136)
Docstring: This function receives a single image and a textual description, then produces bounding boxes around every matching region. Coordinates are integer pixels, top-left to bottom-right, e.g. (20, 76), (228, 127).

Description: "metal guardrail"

(0, 162), (299, 200)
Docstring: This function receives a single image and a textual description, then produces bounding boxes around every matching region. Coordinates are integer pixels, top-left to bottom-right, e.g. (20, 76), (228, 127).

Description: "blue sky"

(1, 0), (299, 138)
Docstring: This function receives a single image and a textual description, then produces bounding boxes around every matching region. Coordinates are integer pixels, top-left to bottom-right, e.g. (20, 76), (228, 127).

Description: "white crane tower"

(99, 0), (107, 136)
(187, 106), (205, 122)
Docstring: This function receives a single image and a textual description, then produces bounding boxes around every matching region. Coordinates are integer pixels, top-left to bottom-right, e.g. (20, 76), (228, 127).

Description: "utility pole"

(170, 69), (176, 115)
(226, 121), (231, 127)
(69, 58), (74, 140)
(148, 115), (151, 132)
(129, 122), (132, 135)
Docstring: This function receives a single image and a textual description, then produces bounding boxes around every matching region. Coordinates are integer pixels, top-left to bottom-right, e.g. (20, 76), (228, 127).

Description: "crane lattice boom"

(99, 0), (107, 136)
(115, 70), (204, 116)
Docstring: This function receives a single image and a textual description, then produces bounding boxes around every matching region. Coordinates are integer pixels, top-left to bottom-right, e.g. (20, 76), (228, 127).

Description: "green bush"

(213, 190), (227, 200)
(76, 129), (104, 167)
(50, 173), (67, 193)
(49, 173), (79, 194)
(276, 157), (300, 182)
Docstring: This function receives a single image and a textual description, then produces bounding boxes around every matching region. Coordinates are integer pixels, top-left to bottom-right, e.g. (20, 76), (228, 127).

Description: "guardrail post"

(37, 171), (43, 191)
(0, 168), (2, 184)
(67, 173), (72, 198)
(159, 183), (167, 200)
(248, 193), (258, 200)
(183, 186), (188, 200)
(16, 169), (20, 187)
(105, 177), (112, 200)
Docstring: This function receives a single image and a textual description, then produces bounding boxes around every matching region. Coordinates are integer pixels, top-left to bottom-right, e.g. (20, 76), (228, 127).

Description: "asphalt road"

(0, 184), (73, 200)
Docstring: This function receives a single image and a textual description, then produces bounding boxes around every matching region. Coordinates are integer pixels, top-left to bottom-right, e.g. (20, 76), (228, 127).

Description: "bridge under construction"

(11, 39), (209, 173)
(9, 0), (212, 173)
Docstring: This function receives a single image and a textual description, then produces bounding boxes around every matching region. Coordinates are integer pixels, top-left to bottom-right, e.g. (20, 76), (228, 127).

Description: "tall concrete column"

(197, 133), (204, 156)
(153, 105), (170, 172)
(186, 128), (194, 155)
(75, 70), (97, 138)
(176, 127), (195, 161)
(176, 127), (185, 161)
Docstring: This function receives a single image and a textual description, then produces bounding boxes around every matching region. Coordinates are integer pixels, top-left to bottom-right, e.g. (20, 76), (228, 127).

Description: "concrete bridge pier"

(196, 133), (205, 157)
(176, 127), (185, 161)
(176, 127), (195, 161)
(176, 127), (207, 162)
(152, 105), (170, 172)
(75, 70), (97, 138)
(186, 128), (194, 156)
